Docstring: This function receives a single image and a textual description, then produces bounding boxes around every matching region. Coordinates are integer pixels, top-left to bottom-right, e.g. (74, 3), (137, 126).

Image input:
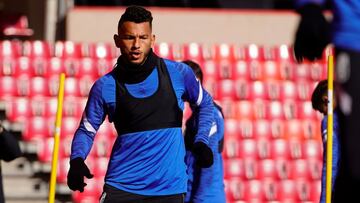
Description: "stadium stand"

(0, 39), (326, 203)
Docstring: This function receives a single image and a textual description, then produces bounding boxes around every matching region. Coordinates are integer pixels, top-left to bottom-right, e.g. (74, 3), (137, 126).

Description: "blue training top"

(70, 58), (214, 196)
(296, 0), (360, 52)
(320, 112), (341, 203)
(184, 104), (225, 203)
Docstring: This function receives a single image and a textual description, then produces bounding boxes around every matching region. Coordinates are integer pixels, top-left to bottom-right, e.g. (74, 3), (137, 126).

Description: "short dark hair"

(118, 6), (153, 29)
(182, 60), (203, 84)
(311, 79), (328, 111)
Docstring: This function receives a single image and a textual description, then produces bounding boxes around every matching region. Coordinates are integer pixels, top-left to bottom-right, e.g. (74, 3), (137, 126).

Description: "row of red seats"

(0, 56), (113, 78)
(225, 179), (320, 202)
(224, 158), (322, 181)
(223, 138), (322, 160)
(0, 78), (321, 104)
(1, 40), (298, 60)
(224, 118), (321, 139)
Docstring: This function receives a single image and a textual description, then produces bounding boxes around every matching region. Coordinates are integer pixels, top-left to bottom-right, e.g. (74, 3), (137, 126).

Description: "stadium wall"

(67, 7), (299, 45)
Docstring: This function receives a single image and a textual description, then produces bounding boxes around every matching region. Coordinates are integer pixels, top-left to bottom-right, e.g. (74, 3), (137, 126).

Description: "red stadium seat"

(257, 139), (271, 159)
(263, 61), (281, 80)
(182, 42), (203, 63)
(0, 76), (16, 98)
(154, 42), (174, 60)
(298, 101), (317, 120)
(202, 59), (219, 81)
(263, 179), (278, 201)
(224, 118), (239, 138)
(265, 80), (281, 101)
(217, 79), (236, 100)
(224, 158), (244, 179)
(270, 119), (286, 139)
(96, 58), (114, 77)
(0, 40), (21, 58)
(29, 76), (49, 97)
(0, 56), (17, 76)
(5, 97), (31, 122)
(223, 137), (241, 159)
(294, 63), (310, 80)
(22, 40), (52, 59)
(309, 62), (327, 81)
(283, 99), (299, 119)
(284, 119), (304, 140)
(308, 159), (322, 180)
(47, 57), (65, 78)
(249, 81), (266, 100)
(226, 178), (245, 201)
(233, 60), (250, 80)
(288, 139), (303, 159)
(253, 99), (267, 119)
(239, 139), (257, 160)
(289, 159), (310, 180)
(253, 119), (271, 140)
(275, 158), (291, 180)
(266, 101), (284, 120)
(63, 97), (83, 118)
(91, 42), (116, 59)
(280, 81), (298, 101)
(61, 117), (79, 138)
(54, 41), (83, 59)
(258, 159), (276, 179)
(297, 80), (313, 101)
(236, 101), (254, 120)
(23, 116), (50, 141)
(37, 137), (54, 163)
(218, 59), (235, 80)
(15, 57), (33, 77)
(277, 180), (297, 202)
(93, 135), (115, 158)
(302, 140), (322, 160)
(238, 119), (253, 139)
(302, 119), (322, 140)
(219, 99), (237, 119)
(235, 79), (250, 100)
(243, 180), (264, 201)
(57, 157), (69, 183)
(270, 139), (290, 160)
(309, 180), (321, 202)
(93, 157), (109, 177)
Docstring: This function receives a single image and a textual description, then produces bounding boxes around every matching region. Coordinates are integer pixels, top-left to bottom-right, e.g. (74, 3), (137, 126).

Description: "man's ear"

(114, 34), (120, 48)
(151, 34), (156, 48)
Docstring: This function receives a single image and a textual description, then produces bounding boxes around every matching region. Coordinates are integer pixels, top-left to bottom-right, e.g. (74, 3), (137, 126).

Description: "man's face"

(114, 21), (155, 65)
(319, 95), (329, 115)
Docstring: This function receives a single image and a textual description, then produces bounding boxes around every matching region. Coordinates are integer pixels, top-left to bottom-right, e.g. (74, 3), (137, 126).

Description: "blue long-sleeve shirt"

(295, 0), (360, 52)
(70, 59), (214, 196)
(184, 105), (225, 203)
(320, 112), (341, 203)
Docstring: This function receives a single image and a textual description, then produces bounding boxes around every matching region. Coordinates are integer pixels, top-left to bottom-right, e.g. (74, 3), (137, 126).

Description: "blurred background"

(0, 0), (326, 203)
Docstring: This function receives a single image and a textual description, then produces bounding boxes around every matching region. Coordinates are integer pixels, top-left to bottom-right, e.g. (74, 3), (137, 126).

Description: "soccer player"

(311, 80), (340, 203)
(67, 6), (214, 203)
(182, 60), (225, 203)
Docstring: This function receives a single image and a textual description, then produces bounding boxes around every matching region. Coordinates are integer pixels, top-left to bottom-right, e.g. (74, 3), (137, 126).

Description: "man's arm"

(294, 0), (330, 62)
(180, 63), (214, 168)
(70, 79), (107, 160)
(0, 124), (21, 162)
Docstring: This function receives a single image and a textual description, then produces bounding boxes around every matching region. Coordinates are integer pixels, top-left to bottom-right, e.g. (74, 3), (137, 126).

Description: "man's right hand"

(67, 157), (94, 192)
(294, 3), (330, 62)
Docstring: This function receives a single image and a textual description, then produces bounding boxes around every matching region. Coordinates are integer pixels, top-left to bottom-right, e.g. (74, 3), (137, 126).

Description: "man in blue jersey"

(67, 6), (214, 203)
(182, 60), (225, 203)
(294, 0), (360, 201)
(311, 80), (341, 203)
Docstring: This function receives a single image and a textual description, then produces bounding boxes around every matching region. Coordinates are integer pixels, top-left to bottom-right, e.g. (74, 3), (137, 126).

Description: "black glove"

(294, 4), (330, 62)
(192, 142), (213, 168)
(67, 157), (94, 192)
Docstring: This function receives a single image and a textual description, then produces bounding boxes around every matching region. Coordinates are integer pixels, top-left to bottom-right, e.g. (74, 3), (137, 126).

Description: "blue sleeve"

(320, 115), (341, 203)
(179, 63), (214, 145)
(295, 0), (326, 8)
(70, 79), (107, 160)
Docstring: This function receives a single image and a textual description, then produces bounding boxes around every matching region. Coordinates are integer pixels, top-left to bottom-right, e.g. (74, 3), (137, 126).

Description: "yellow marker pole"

(48, 73), (66, 203)
(326, 54), (334, 203)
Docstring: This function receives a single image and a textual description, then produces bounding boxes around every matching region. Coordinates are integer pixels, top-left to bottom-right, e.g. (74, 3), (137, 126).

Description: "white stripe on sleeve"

(196, 81), (203, 106)
(83, 113), (96, 134)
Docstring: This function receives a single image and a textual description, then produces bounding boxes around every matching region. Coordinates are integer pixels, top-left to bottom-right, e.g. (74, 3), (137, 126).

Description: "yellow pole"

(326, 54), (334, 203)
(48, 73), (66, 203)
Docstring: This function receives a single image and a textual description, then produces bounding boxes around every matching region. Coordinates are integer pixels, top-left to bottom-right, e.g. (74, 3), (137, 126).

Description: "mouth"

(130, 52), (141, 59)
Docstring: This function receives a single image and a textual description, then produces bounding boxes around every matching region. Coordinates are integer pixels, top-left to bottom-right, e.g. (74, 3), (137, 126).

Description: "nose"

(132, 37), (140, 49)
